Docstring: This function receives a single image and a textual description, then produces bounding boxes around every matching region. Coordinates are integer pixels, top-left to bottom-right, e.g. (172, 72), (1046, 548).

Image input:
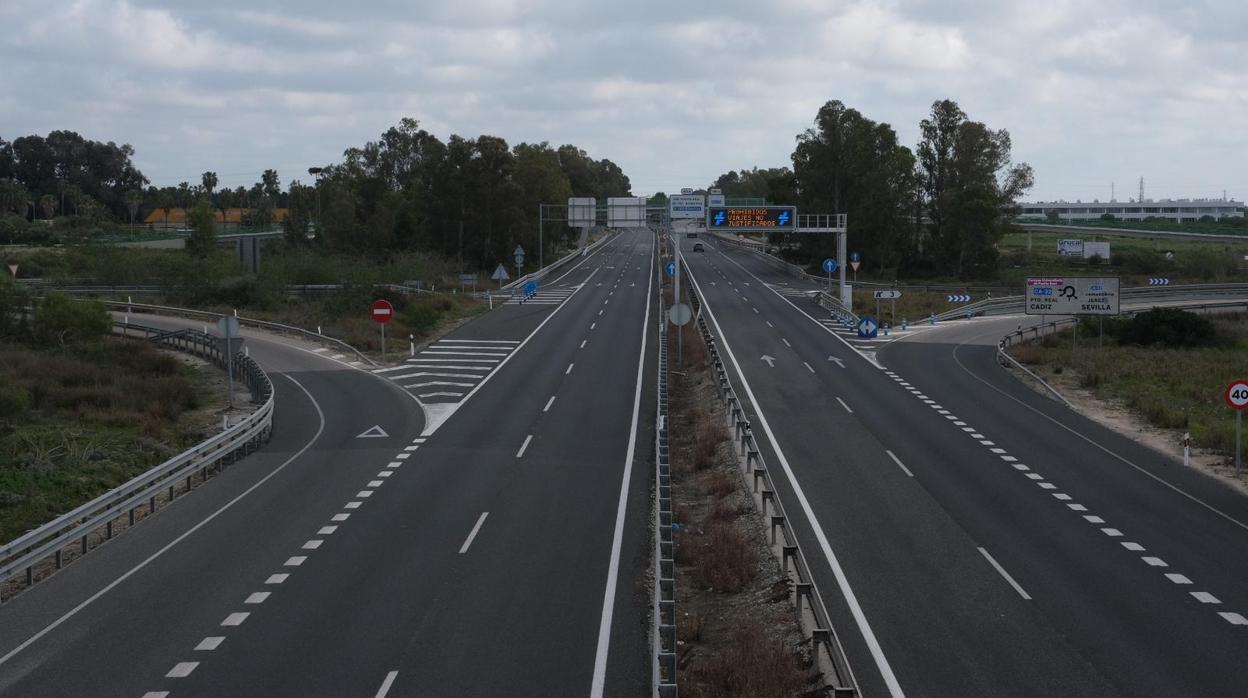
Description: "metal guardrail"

(99, 300), (376, 367)
(0, 321), (274, 601)
(1017, 221), (1248, 243)
(501, 230), (616, 292)
(684, 261), (858, 696)
(653, 308), (677, 696)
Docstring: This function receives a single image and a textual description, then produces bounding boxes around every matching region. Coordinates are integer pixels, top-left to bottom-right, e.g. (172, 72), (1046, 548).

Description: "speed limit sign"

(1225, 380), (1248, 410)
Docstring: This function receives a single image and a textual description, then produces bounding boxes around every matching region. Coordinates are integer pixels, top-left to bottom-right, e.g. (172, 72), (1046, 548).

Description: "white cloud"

(0, 0), (1243, 199)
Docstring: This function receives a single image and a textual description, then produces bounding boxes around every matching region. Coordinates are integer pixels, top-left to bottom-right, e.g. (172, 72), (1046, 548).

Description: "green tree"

(916, 99), (1033, 277)
(217, 188), (234, 234)
(284, 180), (314, 245)
(186, 200), (217, 257)
(792, 100), (918, 273)
(39, 193), (57, 220)
(513, 142), (573, 263)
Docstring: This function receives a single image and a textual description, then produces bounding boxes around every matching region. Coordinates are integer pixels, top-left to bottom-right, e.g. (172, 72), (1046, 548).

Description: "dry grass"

(683, 623), (813, 698)
(666, 268), (813, 696)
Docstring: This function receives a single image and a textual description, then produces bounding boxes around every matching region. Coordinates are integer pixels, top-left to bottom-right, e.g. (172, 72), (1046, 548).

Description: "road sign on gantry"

(707, 206), (797, 232)
(568, 198), (595, 227)
(607, 197), (646, 227)
(371, 299), (394, 324)
(1025, 276), (1119, 315)
(669, 195), (705, 219)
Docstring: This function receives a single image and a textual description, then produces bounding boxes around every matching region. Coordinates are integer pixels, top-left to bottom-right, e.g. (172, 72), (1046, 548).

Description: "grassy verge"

(0, 338), (219, 544)
(1008, 312), (1248, 459)
(665, 280), (813, 696)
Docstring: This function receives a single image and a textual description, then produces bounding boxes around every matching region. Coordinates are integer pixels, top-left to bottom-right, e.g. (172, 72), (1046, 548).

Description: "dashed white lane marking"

(318, 526), (338, 535)
(566, 363), (575, 375)
(580, 340), (587, 349)
(803, 361), (815, 373)
(835, 397), (853, 413)
(781, 338), (791, 347)
(1122, 542), (1145, 551)
(544, 396), (556, 412)
(142, 692), (170, 697)
(284, 556), (306, 567)
(166, 662), (199, 678)
(245, 592), (270, 604)
(1219, 612), (1248, 625)
(459, 512), (490, 554)
(516, 435), (534, 458)
(357, 490), (373, 498)
(979, 547), (1031, 600)
(195, 637), (224, 651)
(302, 540), (323, 550)
(1192, 591), (1221, 604)
(221, 612), (249, 626)
(266, 574), (289, 585)
(591, 322), (596, 330)
(886, 450), (914, 477)
(765, 321), (773, 328)
(1101, 528), (1123, 537)
(377, 471), (392, 478)
(345, 501), (362, 509)
(396, 453), (410, 460)
(374, 671), (400, 698)
(1142, 556), (1168, 567)
(368, 480), (384, 487)
(1166, 573), (1193, 584)
(1083, 515), (1105, 524)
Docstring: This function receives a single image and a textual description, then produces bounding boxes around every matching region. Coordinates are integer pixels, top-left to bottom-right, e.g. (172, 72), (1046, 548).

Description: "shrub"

(1117, 307), (1220, 349)
(32, 293), (109, 347)
(698, 520), (757, 592)
(690, 624), (809, 698)
(0, 384), (29, 419)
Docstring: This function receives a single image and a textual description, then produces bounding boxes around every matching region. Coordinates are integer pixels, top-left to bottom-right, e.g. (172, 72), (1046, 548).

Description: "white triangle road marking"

(357, 425), (389, 439)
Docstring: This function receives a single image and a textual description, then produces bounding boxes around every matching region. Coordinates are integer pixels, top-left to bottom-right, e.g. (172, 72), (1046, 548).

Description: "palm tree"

(123, 190), (143, 227)
(217, 188), (234, 233)
(201, 171), (218, 199)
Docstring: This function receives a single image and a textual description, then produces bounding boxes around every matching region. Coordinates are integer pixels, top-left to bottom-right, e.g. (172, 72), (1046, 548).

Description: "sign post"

(216, 316), (240, 411)
(850, 251), (861, 283)
(371, 299), (394, 363)
(1225, 380), (1248, 477)
(822, 258), (837, 293)
(513, 246), (525, 284)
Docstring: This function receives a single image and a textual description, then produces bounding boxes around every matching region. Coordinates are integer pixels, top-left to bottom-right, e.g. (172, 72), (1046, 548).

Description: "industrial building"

(1016, 198), (1245, 223)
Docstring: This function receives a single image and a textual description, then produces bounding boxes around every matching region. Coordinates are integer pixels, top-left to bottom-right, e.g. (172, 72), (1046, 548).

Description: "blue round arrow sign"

(850, 251), (861, 263)
(665, 261), (676, 276)
(822, 258), (837, 274)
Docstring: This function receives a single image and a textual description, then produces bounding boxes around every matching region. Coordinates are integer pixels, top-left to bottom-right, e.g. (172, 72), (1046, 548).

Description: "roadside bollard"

(883, 323), (889, 336)
(902, 319), (908, 331)
(410, 334), (415, 357)
(930, 312), (937, 326)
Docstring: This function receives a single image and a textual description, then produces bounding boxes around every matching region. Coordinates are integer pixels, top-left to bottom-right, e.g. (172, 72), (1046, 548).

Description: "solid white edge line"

(684, 259), (900, 697)
(885, 450), (914, 477)
(373, 670), (399, 698)
(978, 547), (1032, 600)
(0, 374), (327, 670)
(458, 512), (489, 554)
(590, 231), (654, 697)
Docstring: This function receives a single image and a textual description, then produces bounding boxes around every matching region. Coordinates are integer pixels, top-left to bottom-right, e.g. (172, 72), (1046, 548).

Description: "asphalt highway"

(680, 231), (1248, 697)
(0, 229), (657, 697)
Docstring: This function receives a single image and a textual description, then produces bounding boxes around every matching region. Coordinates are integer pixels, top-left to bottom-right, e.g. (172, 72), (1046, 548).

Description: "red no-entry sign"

(371, 299), (394, 324)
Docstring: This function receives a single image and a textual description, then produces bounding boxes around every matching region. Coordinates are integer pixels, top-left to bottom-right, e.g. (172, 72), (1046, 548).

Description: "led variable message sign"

(707, 206), (797, 231)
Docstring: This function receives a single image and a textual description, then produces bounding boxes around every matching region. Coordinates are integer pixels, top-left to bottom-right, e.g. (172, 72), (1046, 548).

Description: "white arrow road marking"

(828, 356), (845, 368)
(760, 355), (776, 367)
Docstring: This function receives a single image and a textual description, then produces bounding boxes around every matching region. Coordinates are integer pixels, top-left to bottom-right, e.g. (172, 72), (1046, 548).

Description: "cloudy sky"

(2, 0), (1244, 203)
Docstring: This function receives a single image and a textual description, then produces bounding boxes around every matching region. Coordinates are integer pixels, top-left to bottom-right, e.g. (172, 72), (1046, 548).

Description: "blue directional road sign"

(947, 294), (971, 303)
(524, 280), (538, 298)
(665, 261), (676, 276)
(1148, 277), (1170, 286)
(857, 316), (879, 339)
(850, 251), (861, 263)
(822, 258), (838, 274)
